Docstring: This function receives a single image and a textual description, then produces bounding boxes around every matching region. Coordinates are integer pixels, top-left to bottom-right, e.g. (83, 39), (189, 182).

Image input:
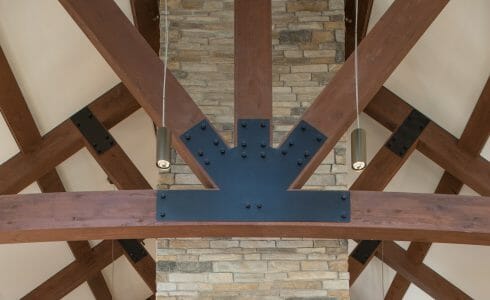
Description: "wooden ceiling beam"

(59, 0), (217, 189)
(0, 46), (112, 299)
(289, 0), (448, 189)
(234, 0), (272, 129)
(0, 83), (139, 195)
(1, 190), (490, 244)
(75, 112), (156, 293)
(23, 240), (124, 299)
(366, 87), (490, 196)
(375, 241), (471, 299)
(345, 0), (373, 57)
(385, 77), (490, 299)
(130, 0), (160, 54)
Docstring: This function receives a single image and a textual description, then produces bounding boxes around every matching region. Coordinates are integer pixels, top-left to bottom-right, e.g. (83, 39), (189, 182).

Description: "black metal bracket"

(385, 109), (429, 157)
(118, 239), (148, 263)
(71, 107), (116, 154)
(351, 240), (381, 264)
(156, 119), (351, 222)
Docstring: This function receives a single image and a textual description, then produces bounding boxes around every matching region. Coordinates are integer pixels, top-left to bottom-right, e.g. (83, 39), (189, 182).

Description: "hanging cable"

(351, 0), (367, 171)
(381, 241), (385, 298)
(156, 0), (172, 172)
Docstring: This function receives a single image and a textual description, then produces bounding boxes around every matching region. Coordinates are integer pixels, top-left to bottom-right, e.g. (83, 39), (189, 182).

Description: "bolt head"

(160, 194), (166, 199)
(185, 134), (191, 140)
(200, 122), (206, 130)
(241, 121), (247, 128)
(281, 149), (288, 155)
(256, 204), (263, 209)
(220, 148), (226, 154)
(198, 150), (204, 156)
(160, 212), (166, 218)
(289, 141), (294, 147)
(316, 135), (323, 142)
(213, 139), (219, 145)
(241, 141), (247, 147)
(297, 159), (304, 166)
(241, 151), (247, 158)
(245, 204), (251, 209)
(260, 141), (267, 148)
(204, 159), (210, 165)
(260, 122), (266, 128)
(304, 151), (310, 157)
(260, 151), (266, 158)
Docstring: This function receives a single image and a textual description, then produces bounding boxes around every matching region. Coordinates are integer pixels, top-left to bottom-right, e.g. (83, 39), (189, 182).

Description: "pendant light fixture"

(350, 0), (367, 171)
(156, 0), (172, 172)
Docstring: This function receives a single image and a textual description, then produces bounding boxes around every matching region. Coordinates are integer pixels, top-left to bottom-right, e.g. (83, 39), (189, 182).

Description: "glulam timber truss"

(0, 0), (489, 299)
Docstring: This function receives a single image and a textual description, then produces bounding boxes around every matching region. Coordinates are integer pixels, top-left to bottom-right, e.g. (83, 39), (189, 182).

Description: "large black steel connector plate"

(71, 107), (116, 154)
(156, 119), (351, 223)
(385, 109), (429, 157)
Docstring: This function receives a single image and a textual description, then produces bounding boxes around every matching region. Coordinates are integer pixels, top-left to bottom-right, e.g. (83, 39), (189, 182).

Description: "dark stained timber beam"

(375, 241), (471, 299)
(345, 0), (373, 57)
(385, 77), (490, 299)
(366, 87), (490, 196)
(130, 0), (160, 53)
(0, 46), (112, 299)
(22, 240), (124, 300)
(1, 190), (490, 244)
(72, 109), (156, 293)
(0, 83), (139, 195)
(289, 0), (448, 189)
(234, 0), (272, 128)
(59, 0), (217, 188)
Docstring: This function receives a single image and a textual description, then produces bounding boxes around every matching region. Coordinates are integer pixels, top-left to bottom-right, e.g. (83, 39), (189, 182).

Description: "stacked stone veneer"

(158, 0), (348, 299)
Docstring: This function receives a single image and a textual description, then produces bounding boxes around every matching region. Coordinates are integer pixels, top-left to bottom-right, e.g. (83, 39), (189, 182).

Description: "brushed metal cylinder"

(156, 126), (172, 172)
(351, 128), (367, 171)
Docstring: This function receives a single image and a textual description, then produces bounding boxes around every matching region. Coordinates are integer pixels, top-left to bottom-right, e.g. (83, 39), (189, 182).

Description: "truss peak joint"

(156, 119), (351, 222)
(71, 106), (116, 154)
(385, 109), (429, 157)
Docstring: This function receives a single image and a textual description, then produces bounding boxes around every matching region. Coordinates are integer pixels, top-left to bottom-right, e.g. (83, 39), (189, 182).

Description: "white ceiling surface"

(0, 0), (156, 299)
(0, 0), (488, 299)
(350, 0), (490, 299)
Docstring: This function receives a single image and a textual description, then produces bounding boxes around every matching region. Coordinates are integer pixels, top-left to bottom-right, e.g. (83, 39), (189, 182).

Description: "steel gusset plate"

(156, 119), (350, 222)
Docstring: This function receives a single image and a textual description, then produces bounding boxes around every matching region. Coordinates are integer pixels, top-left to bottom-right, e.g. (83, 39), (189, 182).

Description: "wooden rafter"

(288, 0), (448, 189)
(367, 87), (490, 196)
(345, 0), (373, 57)
(0, 46), (112, 299)
(385, 77), (490, 299)
(60, 0), (217, 189)
(1, 190), (490, 244)
(23, 241), (124, 299)
(0, 83), (139, 195)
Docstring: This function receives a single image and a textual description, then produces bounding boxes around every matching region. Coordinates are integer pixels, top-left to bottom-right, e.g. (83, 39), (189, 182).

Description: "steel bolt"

(301, 124), (307, 131)
(297, 159), (304, 166)
(241, 121), (247, 128)
(160, 194), (166, 199)
(241, 141), (247, 147)
(289, 141), (294, 147)
(316, 135), (323, 142)
(213, 139), (219, 145)
(204, 159), (210, 165)
(245, 203), (251, 209)
(304, 150), (310, 157)
(341, 194), (347, 201)
(260, 151), (266, 158)
(241, 151), (247, 158)
(160, 212), (166, 218)
(200, 122), (206, 130)
(260, 141), (267, 148)
(220, 148), (226, 154)
(260, 122), (266, 128)
(281, 149), (288, 155)
(256, 204), (263, 209)
(185, 134), (191, 140)
(198, 150), (204, 156)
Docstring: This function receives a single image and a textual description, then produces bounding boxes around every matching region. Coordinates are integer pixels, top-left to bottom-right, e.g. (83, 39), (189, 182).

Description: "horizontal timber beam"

(1, 190), (489, 244)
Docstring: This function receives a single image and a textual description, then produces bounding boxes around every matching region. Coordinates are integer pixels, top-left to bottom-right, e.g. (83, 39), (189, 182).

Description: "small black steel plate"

(156, 119), (351, 223)
(385, 109), (429, 157)
(351, 240), (381, 264)
(118, 239), (148, 263)
(71, 107), (116, 154)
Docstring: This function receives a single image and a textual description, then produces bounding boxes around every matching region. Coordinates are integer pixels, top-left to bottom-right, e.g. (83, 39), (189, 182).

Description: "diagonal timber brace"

(157, 119), (350, 222)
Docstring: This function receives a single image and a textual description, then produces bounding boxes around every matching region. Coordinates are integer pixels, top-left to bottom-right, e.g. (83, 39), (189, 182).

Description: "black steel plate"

(156, 119), (351, 223)
(118, 239), (148, 263)
(351, 240), (381, 264)
(386, 109), (429, 157)
(71, 107), (116, 154)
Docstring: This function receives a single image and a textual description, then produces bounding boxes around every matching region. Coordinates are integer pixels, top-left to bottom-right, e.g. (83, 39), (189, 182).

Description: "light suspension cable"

(156, 0), (172, 172)
(351, 0), (367, 171)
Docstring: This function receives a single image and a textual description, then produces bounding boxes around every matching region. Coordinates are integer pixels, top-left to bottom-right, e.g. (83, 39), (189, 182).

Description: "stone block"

(213, 261), (268, 273)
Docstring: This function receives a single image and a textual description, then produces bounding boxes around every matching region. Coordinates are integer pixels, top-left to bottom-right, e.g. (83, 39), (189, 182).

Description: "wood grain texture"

(1, 190), (490, 244)
(345, 0), (374, 57)
(234, 0), (272, 122)
(375, 242), (471, 299)
(59, 0), (216, 188)
(0, 83), (139, 195)
(22, 240), (124, 300)
(130, 0), (160, 53)
(1, 46), (112, 299)
(291, 0), (448, 189)
(385, 77), (490, 299)
(366, 87), (490, 196)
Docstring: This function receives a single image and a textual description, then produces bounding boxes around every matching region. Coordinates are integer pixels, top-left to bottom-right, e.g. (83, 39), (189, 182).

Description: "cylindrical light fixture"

(156, 126), (172, 172)
(351, 128), (367, 171)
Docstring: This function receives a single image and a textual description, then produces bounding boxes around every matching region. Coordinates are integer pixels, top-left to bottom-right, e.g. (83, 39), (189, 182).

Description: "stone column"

(157, 0), (348, 299)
